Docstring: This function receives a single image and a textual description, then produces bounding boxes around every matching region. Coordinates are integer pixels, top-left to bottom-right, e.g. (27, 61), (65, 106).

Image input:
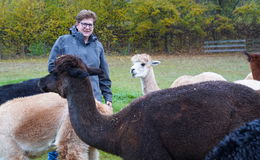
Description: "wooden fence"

(204, 39), (246, 53)
(246, 39), (260, 53)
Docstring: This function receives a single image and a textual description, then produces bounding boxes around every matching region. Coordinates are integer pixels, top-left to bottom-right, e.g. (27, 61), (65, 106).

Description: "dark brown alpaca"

(39, 55), (260, 160)
(244, 51), (260, 80)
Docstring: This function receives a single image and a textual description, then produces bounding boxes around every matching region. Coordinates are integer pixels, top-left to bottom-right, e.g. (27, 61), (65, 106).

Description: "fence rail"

(246, 39), (260, 53)
(204, 39), (246, 53)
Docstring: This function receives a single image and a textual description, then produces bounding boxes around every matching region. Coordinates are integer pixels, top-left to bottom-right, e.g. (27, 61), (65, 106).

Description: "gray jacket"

(48, 26), (112, 102)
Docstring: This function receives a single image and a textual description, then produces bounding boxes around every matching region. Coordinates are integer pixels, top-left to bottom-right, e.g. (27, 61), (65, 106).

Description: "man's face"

(76, 18), (94, 39)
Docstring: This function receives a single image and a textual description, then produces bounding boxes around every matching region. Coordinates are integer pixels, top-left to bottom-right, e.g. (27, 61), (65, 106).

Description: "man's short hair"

(75, 10), (97, 23)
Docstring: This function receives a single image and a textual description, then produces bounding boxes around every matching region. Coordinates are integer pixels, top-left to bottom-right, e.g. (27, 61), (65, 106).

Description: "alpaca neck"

(141, 67), (160, 95)
(65, 77), (120, 155)
(251, 63), (260, 81)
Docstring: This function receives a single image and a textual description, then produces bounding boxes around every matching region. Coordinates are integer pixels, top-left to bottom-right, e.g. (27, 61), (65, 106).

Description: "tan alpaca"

(0, 92), (112, 160)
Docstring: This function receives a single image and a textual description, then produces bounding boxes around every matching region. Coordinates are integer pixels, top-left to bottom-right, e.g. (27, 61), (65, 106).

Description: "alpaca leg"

(56, 133), (90, 160)
(89, 146), (100, 160)
(55, 111), (89, 160)
(0, 136), (29, 160)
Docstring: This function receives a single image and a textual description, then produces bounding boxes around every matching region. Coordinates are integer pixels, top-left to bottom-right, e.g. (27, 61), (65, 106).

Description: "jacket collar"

(69, 26), (97, 45)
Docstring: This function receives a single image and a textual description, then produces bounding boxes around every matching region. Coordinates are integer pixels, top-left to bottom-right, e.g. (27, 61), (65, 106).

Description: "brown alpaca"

(39, 55), (260, 160)
(244, 52), (260, 80)
(0, 92), (112, 160)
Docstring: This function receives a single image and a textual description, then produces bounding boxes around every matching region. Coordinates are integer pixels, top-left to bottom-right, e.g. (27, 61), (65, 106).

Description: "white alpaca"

(170, 72), (227, 88)
(0, 92), (112, 160)
(244, 72), (253, 80)
(130, 54), (161, 94)
(234, 79), (260, 90)
(173, 74), (260, 90)
(130, 53), (227, 94)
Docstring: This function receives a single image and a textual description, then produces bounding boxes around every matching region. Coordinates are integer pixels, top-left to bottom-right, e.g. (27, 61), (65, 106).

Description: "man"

(47, 9), (112, 159)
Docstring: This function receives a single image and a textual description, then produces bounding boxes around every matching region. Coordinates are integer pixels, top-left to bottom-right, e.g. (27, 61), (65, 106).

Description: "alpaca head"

(250, 54), (260, 63)
(244, 51), (260, 63)
(130, 53), (160, 78)
(39, 55), (103, 98)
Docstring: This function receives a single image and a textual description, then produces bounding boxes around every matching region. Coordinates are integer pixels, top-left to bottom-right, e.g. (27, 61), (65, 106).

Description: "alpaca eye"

(141, 63), (145, 67)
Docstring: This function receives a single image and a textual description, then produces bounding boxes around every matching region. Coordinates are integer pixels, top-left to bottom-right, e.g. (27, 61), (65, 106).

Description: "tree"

(233, 1), (260, 38)
(128, 0), (206, 53)
(90, 0), (129, 54)
(1, 0), (46, 55)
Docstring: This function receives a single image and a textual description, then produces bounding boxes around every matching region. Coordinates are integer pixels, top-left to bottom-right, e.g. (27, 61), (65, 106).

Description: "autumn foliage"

(0, 0), (259, 57)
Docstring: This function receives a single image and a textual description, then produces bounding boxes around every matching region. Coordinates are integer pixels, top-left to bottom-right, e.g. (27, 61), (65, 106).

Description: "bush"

(28, 42), (50, 56)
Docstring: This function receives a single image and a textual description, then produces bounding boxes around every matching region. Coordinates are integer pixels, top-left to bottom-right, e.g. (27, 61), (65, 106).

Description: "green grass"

(0, 53), (251, 159)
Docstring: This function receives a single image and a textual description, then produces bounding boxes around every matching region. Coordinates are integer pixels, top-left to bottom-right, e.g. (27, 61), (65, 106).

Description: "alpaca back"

(0, 78), (43, 105)
(136, 81), (260, 159)
(171, 72), (226, 88)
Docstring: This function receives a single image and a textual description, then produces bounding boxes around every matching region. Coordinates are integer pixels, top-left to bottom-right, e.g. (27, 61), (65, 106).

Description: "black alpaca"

(0, 78), (42, 105)
(39, 55), (260, 160)
(205, 119), (260, 160)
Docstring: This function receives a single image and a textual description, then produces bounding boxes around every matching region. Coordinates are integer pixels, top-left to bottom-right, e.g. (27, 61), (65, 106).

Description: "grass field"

(0, 53), (251, 159)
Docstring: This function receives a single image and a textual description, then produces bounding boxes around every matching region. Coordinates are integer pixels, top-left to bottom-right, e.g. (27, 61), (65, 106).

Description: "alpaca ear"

(88, 67), (104, 76)
(151, 61), (161, 66)
(68, 68), (90, 79)
(244, 51), (251, 62)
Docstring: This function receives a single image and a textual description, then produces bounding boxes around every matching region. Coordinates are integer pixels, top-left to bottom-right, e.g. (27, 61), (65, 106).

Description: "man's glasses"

(80, 22), (94, 28)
